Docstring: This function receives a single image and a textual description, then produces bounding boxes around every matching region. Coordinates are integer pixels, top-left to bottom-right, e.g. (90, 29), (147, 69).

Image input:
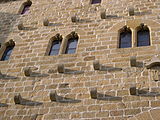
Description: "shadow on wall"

(0, 0), (18, 3)
(0, 12), (19, 45)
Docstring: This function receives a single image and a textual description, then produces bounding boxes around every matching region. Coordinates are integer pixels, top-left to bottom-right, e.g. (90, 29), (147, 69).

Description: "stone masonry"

(0, 0), (160, 119)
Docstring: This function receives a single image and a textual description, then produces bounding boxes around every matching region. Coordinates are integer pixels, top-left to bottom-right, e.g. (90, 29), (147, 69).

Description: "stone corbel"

(93, 60), (100, 70)
(24, 67), (38, 77)
(71, 15), (79, 23)
(50, 91), (58, 102)
(43, 18), (49, 26)
(57, 64), (65, 73)
(18, 22), (24, 30)
(130, 56), (137, 67)
(90, 88), (97, 99)
(128, 7), (134, 16)
(100, 11), (106, 19)
(129, 86), (137, 95)
(14, 94), (22, 104)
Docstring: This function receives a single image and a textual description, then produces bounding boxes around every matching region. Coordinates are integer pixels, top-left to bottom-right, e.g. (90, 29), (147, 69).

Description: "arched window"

(1, 46), (14, 61)
(137, 24), (150, 47)
(47, 33), (62, 56)
(65, 38), (78, 54)
(21, 1), (32, 15)
(65, 32), (79, 54)
(0, 39), (15, 61)
(119, 26), (132, 48)
(49, 40), (61, 56)
(91, 0), (101, 4)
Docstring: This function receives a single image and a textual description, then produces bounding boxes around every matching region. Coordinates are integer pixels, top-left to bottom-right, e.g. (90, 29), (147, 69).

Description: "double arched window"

(47, 32), (79, 56)
(119, 24), (150, 48)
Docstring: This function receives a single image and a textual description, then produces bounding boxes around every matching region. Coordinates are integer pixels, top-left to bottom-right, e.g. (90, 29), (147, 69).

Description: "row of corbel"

(1, 86), (159, 107)
(17, 8), (135, 30)
(0, 56), (159, 78)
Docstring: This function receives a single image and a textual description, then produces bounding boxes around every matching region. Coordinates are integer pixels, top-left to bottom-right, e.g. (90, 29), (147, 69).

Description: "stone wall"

(0, 0), (160, 119)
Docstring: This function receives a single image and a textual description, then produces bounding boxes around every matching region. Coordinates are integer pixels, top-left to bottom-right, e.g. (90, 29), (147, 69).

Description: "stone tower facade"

(0, 0), (160, 119)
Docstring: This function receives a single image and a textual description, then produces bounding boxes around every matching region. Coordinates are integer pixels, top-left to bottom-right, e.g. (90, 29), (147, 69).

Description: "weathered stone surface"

(0, 0), (160, 119)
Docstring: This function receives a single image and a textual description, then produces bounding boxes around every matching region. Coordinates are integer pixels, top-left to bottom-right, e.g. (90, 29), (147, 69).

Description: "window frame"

(118, 26), (132, 48)
(49, 40), (62, 56)
(19, 0), (32, 15)
(46, 33), (63, 56)
(0, 39), (15, 61)
(65, 38), (78, 54)
(136, 24), (150, 47)
(61, 32), (79, 54)
(91, 0), (101, 4)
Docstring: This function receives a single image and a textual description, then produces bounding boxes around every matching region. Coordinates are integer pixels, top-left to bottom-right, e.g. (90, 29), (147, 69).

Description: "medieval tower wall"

(0, 0), (160, 119)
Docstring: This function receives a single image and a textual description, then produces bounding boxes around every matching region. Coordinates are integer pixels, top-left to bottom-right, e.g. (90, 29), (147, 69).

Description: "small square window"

(91, 0), (101, 4)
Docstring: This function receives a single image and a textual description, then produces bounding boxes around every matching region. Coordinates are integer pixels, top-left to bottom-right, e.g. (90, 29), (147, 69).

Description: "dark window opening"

(21, 4), (31, 15)
(65, 38), (78, 54)
(1, 46), (14, 61)
(137, 29), (150, 47)
(119, 31), (132, 48)
(91, 0), (101, 4)
(49, 40), (61, 56)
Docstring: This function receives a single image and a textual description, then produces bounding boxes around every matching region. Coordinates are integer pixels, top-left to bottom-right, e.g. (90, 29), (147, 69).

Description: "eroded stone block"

(93, 60), (100, 70)
(14, 94), (22, 104)
(90, 88), (97, 99)
(130, 87), (137, 95)
(50, 91), (58, 101)
(58, 64), (65, 73)
(130, 56), (136, 67)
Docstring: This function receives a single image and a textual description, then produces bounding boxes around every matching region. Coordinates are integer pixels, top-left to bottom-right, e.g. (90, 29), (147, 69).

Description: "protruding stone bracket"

(128, 7), (134, 16)
(24, 67), (32, 77)
(90, 88), (97, 99)
(57, 64), (65, 73)
(71, 15), (79, 23)
(24, 67), (38, 77)
(50, 91), (58, 102)
(43, 18), (49, 26)
(130, 56), (137, 67)
(100, 11), (106, 19)
(146, 56), (160, 69)
(18, 22), (24, 30)
(129, 87), (137, 95)
(93, 60), (100, 70)
(14, 94), (22, 104)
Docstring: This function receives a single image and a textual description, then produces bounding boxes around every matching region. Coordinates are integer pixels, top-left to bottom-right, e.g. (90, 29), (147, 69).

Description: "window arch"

(0, 39), (15, 61)
(91, 0), (101, 4)
(20, 0), (32, 15)
(119, 26), (132, 48)
(64, 32), (79, 54)
(47, 33), (62, 56)
(137, 23), (150, 47)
